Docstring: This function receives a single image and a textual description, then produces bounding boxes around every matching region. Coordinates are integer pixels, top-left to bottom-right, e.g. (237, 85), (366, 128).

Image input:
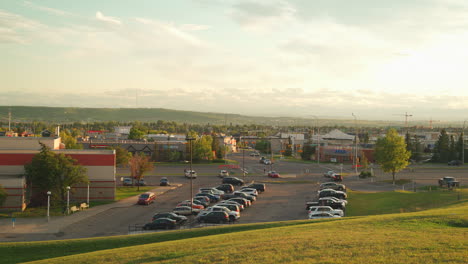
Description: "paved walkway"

(0, 185), (181, 239)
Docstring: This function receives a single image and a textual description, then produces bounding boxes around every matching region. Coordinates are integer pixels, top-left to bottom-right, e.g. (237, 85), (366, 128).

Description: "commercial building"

(0, 136), (115, 212)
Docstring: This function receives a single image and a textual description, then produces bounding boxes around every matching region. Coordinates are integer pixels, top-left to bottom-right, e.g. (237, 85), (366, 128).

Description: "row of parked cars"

(305, 180), (348, 220)
(142, 179), (267, 230)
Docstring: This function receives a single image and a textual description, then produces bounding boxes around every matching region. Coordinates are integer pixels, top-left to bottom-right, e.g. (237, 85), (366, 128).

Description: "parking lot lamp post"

(352, 113), (358, 176)
(186, 136), (195, 214)
(311, 115), (320, 165)
(463, 120), (468, 165)
(66, 186), (71, 215)
(87, 182), (90, 206)
(47, 191), (51, 222)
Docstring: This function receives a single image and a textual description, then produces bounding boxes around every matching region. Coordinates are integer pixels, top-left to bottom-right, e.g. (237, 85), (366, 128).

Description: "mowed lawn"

(346, 189), (468, 216)
(21, 204), (468, 264)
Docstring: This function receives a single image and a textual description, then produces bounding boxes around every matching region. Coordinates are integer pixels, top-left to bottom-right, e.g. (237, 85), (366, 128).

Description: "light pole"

(463, 120), (468, 165)
(311, 116), (320, 165)
(47, 191), (51, 222)
(66, 186), (70, 215)
(352, 113), (358, 176)
(242, 138), (245, 183)
(185, 136), (195, 214)
(87, 182), (90, 206)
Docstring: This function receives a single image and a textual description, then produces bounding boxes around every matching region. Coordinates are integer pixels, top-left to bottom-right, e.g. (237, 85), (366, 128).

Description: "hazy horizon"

(2, 1), (468, 121)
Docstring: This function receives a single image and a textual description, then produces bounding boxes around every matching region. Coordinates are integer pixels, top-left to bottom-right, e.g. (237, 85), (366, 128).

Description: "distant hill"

(0, 106), (452, 127)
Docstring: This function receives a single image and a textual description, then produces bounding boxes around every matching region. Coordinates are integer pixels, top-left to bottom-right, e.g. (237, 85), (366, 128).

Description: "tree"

(128, 127), (145, 140)
(457, 133), (464, 161)
(24, 143), (88, 207)
(0, 185), (6, 207)
(300, 141), (315, 160)
(374, 128), (411, 185)
(432, 129), (450, 162)
(111, 146), (132, 167)
(60, 130), (83, 149)
(129, 153), (154, 191)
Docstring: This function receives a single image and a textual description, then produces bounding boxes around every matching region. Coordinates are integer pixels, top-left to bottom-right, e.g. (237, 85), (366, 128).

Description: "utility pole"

(352, 113), (358, 176)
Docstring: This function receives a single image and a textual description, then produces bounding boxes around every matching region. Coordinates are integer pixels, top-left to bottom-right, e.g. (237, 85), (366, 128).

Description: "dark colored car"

(143, 218), (177, 230)
(196, 211), (229, 224)
(233, 191), (256, 202)
(318, 197), (346, 210)
(245, 183), (266, 193)
(195, 193), (220, 203)
(228, 197), (251, 207)
(193, 197), (210, 207)
(318, 189), (347, 200)
(160, 177), (169, 186)
(448, 160), (462, 166)
(152, 212), (187, 224)
(222, 177), (244, 186)
(216, 184), (234, 193)
(137, 192), (156, 205)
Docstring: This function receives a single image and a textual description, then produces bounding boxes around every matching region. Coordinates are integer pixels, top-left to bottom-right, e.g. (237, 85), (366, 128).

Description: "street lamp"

(47, 191), (51, 222)
(66, 186), (71, 215)
(352, 113), (358, 176)
(463, 120), (468, 165)
(311, 116), (320, 165)
(185, 136), (195, 214)
(87, 182), (90, 206)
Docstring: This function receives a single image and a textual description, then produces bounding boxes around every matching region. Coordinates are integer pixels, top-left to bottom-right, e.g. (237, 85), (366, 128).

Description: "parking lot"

(1, 152), (466, 241)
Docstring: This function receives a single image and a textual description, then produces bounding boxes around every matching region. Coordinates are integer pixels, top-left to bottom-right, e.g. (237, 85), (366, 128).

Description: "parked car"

(318, 197), (346, 210)
(250, 152), (260, 157)
(438, 176), (460, 187)
(152, 212), (187, 224)
(218, 201), (244, 211)
(122, 177), (133, 186)
(216, 202), (241, 212)
(184, 169), (197, 179)
(216, 184), (234, 193)
(160, 177), (170, 186)
(199, 206), (240, 221)
(177, 202), (204, 210)
(308, 212), (341, 220)
(195, 193), (221, 203)
(318, 189), (347, 200)
(218, 170), (229, 178)
(193, 197), (210, 207)
(263, 159), (272, 165)
(183, 199), (208, 208)
(173, 206), (199, 215)
(143, 218), (177, 230)
(319, 182), (346, 192)
(237, 188), (258, 197)
(222, 177), (244, 186)
(199, 188), (225, 196)
(228, 197), (251, 208)
(259, 156), (266, 163)
(448, 160), (462, 166)
(268, 171), (280, 178)
(232, 191), (256, 202)
(245, 183), (266, 193)
(137, 192), (156, 205)
(308, 206), (344, 217)
(196, 211), (230, 224)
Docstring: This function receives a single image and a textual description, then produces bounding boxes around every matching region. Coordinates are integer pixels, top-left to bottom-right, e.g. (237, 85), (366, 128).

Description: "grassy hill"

(1, 190), (467, 264)
(0, 105), (440, 127)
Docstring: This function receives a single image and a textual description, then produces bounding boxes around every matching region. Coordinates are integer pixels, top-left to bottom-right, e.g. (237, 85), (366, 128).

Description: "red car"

(177, 202), (204, 210)
(268, 171), (280, 178)
(137, 192), (156, 205)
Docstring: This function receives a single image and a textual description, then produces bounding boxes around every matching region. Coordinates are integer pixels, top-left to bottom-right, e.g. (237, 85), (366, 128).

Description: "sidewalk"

(0, 184), (181, 236)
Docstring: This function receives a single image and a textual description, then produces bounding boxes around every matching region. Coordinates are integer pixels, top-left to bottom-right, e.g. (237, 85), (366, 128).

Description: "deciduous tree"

(375, 128), (411, 185)
(0, 185), (6, 207)
(129, 153), (154, 191)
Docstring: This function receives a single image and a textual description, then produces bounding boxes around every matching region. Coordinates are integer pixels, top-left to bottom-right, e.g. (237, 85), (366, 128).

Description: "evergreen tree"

(300, 141), (315, 160)
(457, 133), (464, 161)
(433, 129), (450, 162)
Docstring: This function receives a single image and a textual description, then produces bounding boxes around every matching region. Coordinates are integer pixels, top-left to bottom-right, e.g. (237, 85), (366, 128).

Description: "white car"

(308, 206), (344, 217)
(308, 212), (341, 219)
(198, 206), (240, 221)
(324, 171), (337, 178)
(238, 187), (258, 197)
(173, 206), (199, 215)
(184, 169), (197, 179)
(218, 170), (229, 178)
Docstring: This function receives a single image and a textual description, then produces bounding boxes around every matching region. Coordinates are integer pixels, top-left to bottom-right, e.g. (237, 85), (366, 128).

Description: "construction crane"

(393, 112), (413, 128)
(427, 118), (440, 129)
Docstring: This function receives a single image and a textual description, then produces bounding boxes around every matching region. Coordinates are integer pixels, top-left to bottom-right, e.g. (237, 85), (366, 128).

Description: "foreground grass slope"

(15, 202), (468, 264)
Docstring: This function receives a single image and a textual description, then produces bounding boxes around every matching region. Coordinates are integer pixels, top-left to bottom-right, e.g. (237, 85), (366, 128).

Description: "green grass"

(381, 179), (413, 185)
(346, 188), (468, 216)
(4, 203), (467, 264)
(115, 186), (154, 200)
(0, 206), (70, 219)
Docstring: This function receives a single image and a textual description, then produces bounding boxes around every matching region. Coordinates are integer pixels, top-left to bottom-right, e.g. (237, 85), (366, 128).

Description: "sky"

(1, 0), (468, 121)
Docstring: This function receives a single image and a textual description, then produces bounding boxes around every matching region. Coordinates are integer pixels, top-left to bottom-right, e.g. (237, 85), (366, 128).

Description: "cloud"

(23, 1), (72, 16)
(230, 0), (297, 32)
(0, 9), (42, 43)
(180, 24), (211, 31)
(134, 17), (203, 46)
(96, 11), (121, 25)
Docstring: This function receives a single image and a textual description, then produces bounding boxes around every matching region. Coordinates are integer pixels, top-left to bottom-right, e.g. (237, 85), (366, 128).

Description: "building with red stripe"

(0, 136), (116, 211)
